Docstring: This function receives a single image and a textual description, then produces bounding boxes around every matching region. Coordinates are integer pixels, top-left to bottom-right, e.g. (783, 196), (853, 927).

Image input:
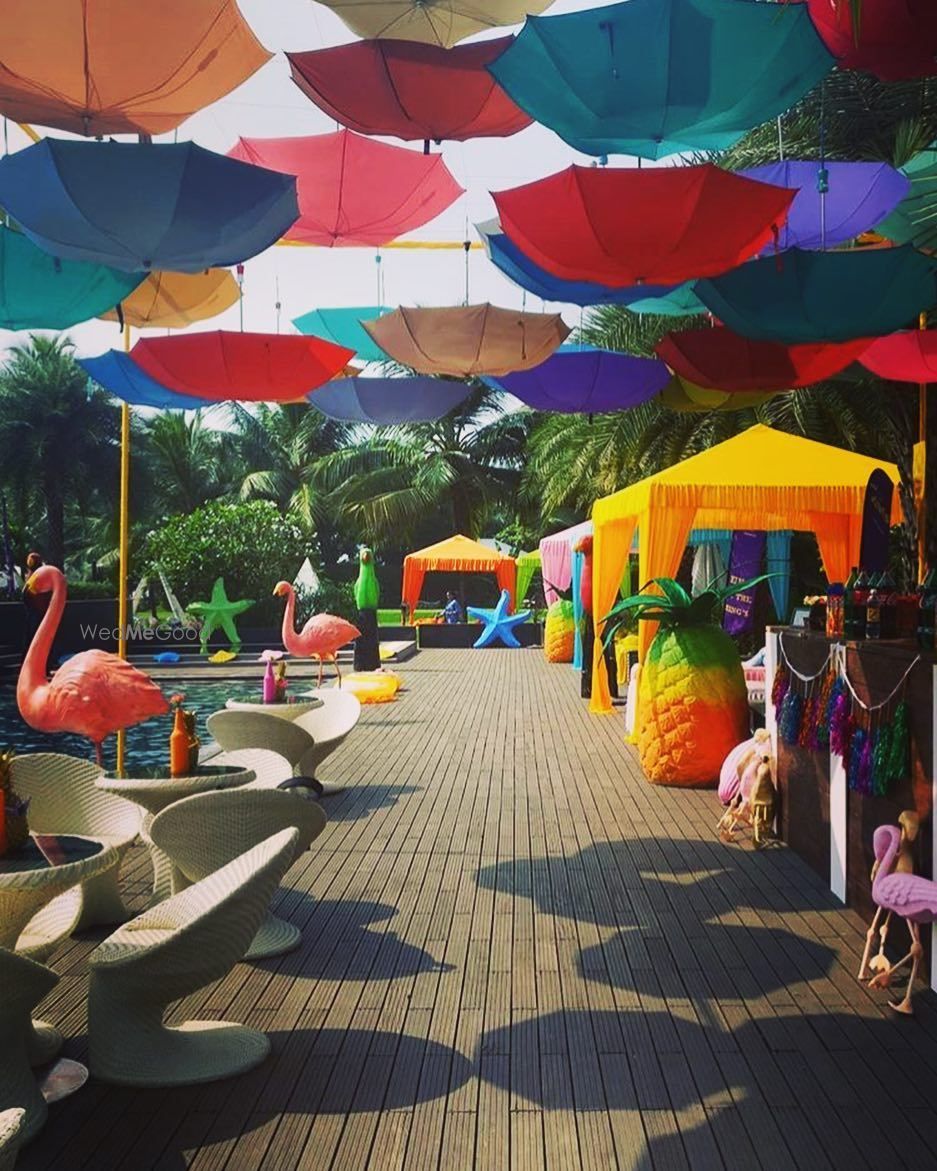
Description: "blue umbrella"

(696, 246), (937, 343)
(293, 306), (389, 363)
(78, 351), (212, 410)
(484, 345), (670, 413)
(308, 376), (471, 423)
(489, 0), (833, 160)
(0, 139), (298, 273)
(477, 218), (691, 308)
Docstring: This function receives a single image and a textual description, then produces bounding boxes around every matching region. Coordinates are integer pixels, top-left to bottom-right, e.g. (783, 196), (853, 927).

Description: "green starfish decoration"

(187, 577), (254, 655)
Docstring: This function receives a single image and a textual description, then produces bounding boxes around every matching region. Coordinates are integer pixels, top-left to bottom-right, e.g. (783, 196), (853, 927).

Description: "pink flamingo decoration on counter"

(864, 820), (937, 1014)
(17, 565), (168, 765)
(273, 581), (361, 687)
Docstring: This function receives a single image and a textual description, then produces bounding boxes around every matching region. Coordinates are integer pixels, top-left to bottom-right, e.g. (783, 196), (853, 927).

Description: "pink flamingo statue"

(273, 581), (361, 687)
(17, 565), (168, 766)
(865, 820), (937, 1015)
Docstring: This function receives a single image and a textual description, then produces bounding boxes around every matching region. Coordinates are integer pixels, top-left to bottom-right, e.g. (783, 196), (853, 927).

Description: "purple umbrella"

(740, 160), (909, 251)
(483, 346), (670, 413)
(308, 376), (471, 423)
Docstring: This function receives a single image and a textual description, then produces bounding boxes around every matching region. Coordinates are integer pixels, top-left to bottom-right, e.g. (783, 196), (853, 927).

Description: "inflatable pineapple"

(544, 599), (575, 663)
(602, 576), (766, 787)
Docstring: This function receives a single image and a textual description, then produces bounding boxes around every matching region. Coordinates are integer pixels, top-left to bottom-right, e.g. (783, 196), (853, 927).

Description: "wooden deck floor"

(19, 648), (937, 1171)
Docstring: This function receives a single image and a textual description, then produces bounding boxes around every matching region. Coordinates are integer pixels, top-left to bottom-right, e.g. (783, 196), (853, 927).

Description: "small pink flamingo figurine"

(273, 581), (361, 687)
(17, 565), (168, 765)
(865, 820), (937, 1014)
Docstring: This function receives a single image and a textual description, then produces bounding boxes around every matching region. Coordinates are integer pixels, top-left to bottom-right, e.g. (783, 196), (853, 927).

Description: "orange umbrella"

(315, 0), (554, 48)
(0, 0), (270, 136)
(100, 269), (240, 329)
(363, 304), (570, 377)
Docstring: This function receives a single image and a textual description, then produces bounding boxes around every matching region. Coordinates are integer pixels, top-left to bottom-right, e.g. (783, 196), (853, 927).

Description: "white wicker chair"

(11, 753), (141, 929)
(87, 828), (299, 1087)
(207, 748), (293, 792)
(0, 949), (59, 1144)
(206, 709), (332, 795)
(292, 689), (360, 794)
(148, 790), (325, 959)
(0, 1108), (25, 1171)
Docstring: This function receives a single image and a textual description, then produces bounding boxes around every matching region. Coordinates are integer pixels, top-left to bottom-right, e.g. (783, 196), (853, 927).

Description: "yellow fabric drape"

(636, 504), (696, 662)
(590, 517), (636, 713)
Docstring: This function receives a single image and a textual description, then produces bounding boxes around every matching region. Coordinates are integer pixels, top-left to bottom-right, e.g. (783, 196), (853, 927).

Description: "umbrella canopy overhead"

(660, 378), (782, 412)
(309, 376), (471, 423)
(362, 304), (569, 377)
(79, 350), (212, 410)
(0, 224), (141, 330)
(807, 0), (937, 81)
(0, 0), (271, 136)
(0, 139), (298, 274)
(99, 269), (239, 329)
(696, 246), (937, 343)
(490, 0), (832, 160)
(229, 130), (462, 247)
(656, 328), (872, 390)
(288, 38), (531, 144)
(484, 346), (670, 413)
(132, 331), (355, 402)
(877, 149), (937, 253)
(739, 161), (910, 251)
(493, 165), (796, 287)
(292, 306), (389, 363)
(313, 0), (554, 48)
(860, 330), (937, 382)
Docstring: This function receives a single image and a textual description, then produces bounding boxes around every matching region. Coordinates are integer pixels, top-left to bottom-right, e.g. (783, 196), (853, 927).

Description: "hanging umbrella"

(0, 139), (298, 274)
(228, 130), (462, 247)
(656, 328), (872, 390)
(739, 161), (910, 252)
(99, 269), (239, 329)
(695, 246), (937, 343)
(312, 0), (554, 48)
(493, 165), (796, 287)
(0, 224), (141, 330)
(0, 0), (270, 136)
(293, 306), (389, 363)
(877, 150), (937, 253)
(288, 38), (531, 145)
(628, 284), (706, 317)
(78, 350), (212, 410)
(483, 346), (670, 413)
(309, 376), (471, 423)
(807, 0), (937, 81)
(660, 377), (783, 412)
(131, 332), (355, 402)
(363, 304), (569, 377)
(860, 330), (937, 381)
(489, 0), (832, 160)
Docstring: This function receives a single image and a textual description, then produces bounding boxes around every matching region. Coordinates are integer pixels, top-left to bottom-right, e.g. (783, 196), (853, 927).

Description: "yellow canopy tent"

(590, 424), (902, 713)
(402, 534), (516, 616)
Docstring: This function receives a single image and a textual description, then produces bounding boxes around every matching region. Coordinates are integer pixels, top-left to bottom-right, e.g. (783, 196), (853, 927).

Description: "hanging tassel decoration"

(856, 731), (874, 796)
(847, 724), (867, 793)
(811, 669), (836, 750)
(779, 688), (803, 746)
(798, 693), (818, 748)
(872, 720), (893, 797)
(772, 661), (791, 709)
(829, 687), (850, 757)
(884, 700), (910, 788)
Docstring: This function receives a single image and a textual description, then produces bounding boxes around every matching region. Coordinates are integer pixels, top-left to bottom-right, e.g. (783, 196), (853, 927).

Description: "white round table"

(224, 697), (322, 720)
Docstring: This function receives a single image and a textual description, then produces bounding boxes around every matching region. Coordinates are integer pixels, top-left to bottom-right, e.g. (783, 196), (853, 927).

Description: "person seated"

(442, 591), (464, 624)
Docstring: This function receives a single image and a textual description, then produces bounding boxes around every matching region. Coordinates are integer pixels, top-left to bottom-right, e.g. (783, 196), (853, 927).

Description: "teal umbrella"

(877, 150), (937, 253)
(0, 224), (141, 329)
(696, 246), (937, 343)
(628, 283), (705, 317)
(292, 306), (389, 363)
(489, 0), (833, 160)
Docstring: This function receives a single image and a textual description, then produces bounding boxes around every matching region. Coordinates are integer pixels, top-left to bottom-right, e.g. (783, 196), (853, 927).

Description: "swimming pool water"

(0, 678), (262, 771)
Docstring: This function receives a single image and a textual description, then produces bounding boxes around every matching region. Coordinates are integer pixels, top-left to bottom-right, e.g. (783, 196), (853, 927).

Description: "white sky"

(0, 0), (632, 360)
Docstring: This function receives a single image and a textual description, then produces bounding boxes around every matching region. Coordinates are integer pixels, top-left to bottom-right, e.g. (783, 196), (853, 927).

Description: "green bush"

(146, 500), (307, 626)
(66, 580), (116, 600)
(305, 576), (357, 625)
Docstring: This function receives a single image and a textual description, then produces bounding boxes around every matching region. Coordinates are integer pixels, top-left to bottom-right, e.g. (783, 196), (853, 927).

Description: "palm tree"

(144, 410), (231, 514)
(0, 335), (120, 567)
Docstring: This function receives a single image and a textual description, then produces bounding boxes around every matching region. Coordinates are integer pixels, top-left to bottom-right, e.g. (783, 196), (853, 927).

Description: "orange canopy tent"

(402, 534), (516, 616)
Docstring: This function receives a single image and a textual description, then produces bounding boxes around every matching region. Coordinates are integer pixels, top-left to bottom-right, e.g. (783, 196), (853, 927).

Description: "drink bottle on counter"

(852, 569), (870, 639)
(843, 566), (859, 637)
(865, 589), (881, 639)
(877, 571), (897, 639)
(825, 583), (844, 638)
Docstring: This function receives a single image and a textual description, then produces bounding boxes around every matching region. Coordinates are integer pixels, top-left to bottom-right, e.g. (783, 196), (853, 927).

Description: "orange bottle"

(169, 706), (189, 778)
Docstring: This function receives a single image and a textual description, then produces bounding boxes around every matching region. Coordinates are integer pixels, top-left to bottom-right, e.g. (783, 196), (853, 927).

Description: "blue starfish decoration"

(467, 589), (531, 649)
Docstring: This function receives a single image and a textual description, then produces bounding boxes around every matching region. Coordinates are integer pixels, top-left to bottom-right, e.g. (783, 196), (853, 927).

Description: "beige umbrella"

(363, 303), (570, 377)
(314, 1), (554, 48)
(100, 269), (240, 329)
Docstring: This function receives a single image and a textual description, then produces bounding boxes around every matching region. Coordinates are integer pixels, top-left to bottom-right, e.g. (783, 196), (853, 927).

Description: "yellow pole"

(116, 322), (131, 773)
(919, 311), (928, 582)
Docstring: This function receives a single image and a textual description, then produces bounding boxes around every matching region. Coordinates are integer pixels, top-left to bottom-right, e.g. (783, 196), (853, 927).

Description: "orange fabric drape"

(590, 517), (636, 713)
(636, 504), (697, 663)
(495, 558), (517, 610)
(401, 556), (426, 617)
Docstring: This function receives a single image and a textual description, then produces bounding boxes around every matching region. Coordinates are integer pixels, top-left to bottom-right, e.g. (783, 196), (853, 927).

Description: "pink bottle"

(262, 658), (277, 704)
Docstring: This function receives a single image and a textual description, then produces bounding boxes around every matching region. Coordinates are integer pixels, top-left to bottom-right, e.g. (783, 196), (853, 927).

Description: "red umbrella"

(807, 0), (937, 81)
(132, 332), (355, 402)
(287, 38), (531, 145)
(228, 130), (463, 247)
(860, 330), (937, 381)
(493, 164), (795, 287)
(656, 328), (871, 391)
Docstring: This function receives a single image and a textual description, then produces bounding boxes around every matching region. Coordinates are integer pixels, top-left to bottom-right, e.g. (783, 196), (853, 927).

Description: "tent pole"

(116, 321), (131, 773)
(919, 310), (929, 581)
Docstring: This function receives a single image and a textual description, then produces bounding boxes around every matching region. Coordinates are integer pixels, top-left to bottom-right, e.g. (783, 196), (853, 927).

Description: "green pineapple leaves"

(600, 573), (775, 648)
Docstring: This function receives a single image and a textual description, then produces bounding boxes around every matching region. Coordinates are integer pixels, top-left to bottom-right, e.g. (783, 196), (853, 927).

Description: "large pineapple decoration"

(544, 599), (575, 663)
(602, 576), (767, 787)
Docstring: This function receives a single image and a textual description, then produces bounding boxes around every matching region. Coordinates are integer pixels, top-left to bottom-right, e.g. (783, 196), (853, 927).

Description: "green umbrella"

(293, 306), (389, 364)
(877, 149), (937, 253)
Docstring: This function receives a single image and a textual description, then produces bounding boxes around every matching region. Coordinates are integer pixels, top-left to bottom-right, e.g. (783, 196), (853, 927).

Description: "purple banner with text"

(858, 468), (893, 576)
(723, 530), (765, 636)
